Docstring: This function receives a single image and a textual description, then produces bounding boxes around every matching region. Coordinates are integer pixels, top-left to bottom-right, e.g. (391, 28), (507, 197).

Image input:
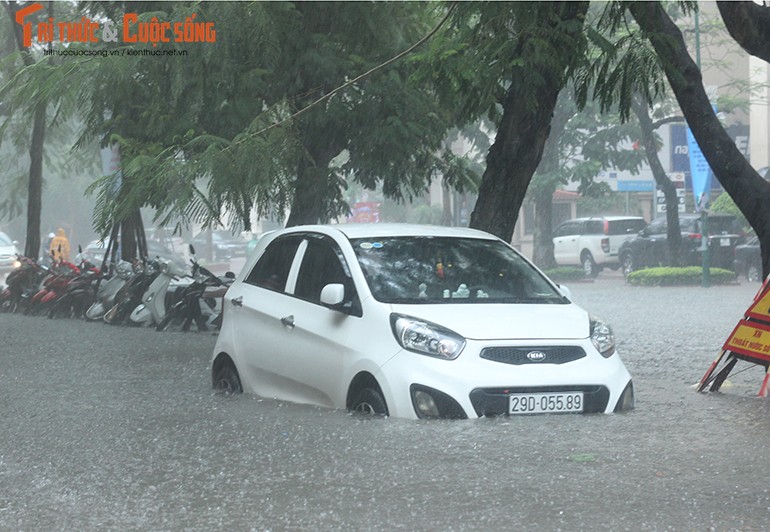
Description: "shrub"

(542, 267), (587, 282)
(626, 266), (738, 286)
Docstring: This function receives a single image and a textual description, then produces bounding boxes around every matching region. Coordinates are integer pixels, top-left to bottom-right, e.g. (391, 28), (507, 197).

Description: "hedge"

(626, 266), (738, 286)
(542, 267), (588, 282)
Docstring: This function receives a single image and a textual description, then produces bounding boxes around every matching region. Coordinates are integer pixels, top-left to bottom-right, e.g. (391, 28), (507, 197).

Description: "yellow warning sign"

(723, 321), (770, 362)
(747, 283), (770, 324)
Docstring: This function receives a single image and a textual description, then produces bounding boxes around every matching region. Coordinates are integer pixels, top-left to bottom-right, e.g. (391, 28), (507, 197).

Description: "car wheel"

(349, 387), (388, 417)
(581, 252), (598, 278)
(212, 358), (242, 395)
(621, 253), (635, 278)
(747, 262), (762, 283)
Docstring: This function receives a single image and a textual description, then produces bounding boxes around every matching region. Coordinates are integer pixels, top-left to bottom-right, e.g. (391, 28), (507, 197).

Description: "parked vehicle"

(619, 213), (745, 277)
(85, 260), (134, 321)
(81, 238), (186, 271)
(103, 260), (161, 325)
(552, 216), (647, 277)
(191, 230), (247, 261)
(733, 235), (762, 282)
(0, 255), (47, 313)
(47, 254), (101, 319)
(25, 259), (80, 316)
(0, 231), (20, 273)
(211, 224), (634, 419)
(156, 248), (233, 332)
(129, 256), (190, 327)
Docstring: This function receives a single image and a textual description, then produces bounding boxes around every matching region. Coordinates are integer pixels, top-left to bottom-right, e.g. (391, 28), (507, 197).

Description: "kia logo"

(526, 351), (547, 362)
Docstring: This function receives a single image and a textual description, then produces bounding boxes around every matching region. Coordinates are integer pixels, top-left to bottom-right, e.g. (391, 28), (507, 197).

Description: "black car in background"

(619, 213), (745, 276)
(191, 231), (247, 261)
(733, 235), (762, 282)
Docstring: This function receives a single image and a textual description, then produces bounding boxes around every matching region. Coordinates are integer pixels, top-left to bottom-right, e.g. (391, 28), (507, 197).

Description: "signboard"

(617, 180), (655, 192)
(746, 285), (770, 323)
(698, 277), (770, 396)
(722, 321), (770, 362)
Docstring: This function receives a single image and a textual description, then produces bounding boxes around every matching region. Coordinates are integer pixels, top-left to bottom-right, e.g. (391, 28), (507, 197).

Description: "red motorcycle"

(47, 257), (102, 319)
(25, 260), (80, 316)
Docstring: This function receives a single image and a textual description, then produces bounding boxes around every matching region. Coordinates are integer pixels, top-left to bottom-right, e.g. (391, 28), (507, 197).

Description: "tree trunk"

(717, 1), (770, 64)
(469, 1), (589, 243)
(4, 1), (52, 259)
(629, 1), (770, 278)
(631, 96), (683, 266)
(532, 188), (557, 269)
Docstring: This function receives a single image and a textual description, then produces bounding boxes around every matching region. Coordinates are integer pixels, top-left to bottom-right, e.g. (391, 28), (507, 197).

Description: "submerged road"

(1, 276), (769, 530)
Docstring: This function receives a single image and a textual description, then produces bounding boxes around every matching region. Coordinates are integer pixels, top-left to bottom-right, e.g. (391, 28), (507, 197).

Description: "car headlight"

(390, 314), (466, 360)
(590, 316), (616, 358)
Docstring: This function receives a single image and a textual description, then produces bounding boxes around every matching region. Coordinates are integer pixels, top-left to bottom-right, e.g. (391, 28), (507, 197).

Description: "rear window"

(608, 219), (646, 235)
(704, 216), (742, 235)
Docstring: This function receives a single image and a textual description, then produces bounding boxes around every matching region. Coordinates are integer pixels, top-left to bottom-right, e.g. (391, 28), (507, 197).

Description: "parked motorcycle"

(156, 247), (233, 332)
(47, 252), (101, 319)
(0, 255), (48, 313)
(129, 256), (189, 327)
(103, 259), (161, 325)
(25, 259), (80, 316)
(84, 260), (134, 321)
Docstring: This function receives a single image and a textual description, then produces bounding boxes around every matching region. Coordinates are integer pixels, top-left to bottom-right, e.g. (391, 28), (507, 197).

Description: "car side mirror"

(225, 271), (235, 279)
(557, 284), (572, 300)
(320, 283), (345, 308)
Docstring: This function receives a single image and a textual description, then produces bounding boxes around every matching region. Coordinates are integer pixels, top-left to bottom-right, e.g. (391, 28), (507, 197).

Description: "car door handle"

(230, 296), (243, 307)
(281, 315), (295, 329)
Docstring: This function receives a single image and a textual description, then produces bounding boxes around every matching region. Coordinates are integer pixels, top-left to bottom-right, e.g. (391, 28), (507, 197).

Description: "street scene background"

(2, 275), (769, 530)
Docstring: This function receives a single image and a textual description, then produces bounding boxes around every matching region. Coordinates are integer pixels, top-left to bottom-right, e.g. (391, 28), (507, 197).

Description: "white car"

(211, 224), (634, 419)
(0, 231), (20, 273)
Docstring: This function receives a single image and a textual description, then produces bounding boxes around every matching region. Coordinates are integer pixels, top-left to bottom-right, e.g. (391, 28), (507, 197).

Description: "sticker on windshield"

(359, 242), (373, 250)
(372, 242), (383, 248)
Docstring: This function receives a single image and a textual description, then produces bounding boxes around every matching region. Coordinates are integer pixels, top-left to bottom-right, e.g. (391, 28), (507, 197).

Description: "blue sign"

(687, 126), (712, 211)
(617, 180), (655, 192)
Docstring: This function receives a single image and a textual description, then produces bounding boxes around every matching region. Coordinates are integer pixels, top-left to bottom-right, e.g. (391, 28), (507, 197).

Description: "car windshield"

(350, 236), (565, 304)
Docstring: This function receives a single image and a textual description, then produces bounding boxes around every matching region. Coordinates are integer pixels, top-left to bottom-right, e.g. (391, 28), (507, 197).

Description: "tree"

(466, 2), (590, 242)
(529, 90), (644, 269)
(628, 1), (770, 278)
(1, 0), (53, 258)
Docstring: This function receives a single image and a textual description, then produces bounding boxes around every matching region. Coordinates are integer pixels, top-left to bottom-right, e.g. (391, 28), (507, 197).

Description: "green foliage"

(626, 266), (738, 286)
(710, 192), (751, 233)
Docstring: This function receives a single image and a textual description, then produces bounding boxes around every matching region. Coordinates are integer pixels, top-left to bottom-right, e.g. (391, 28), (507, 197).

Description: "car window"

(585, 220), (604, 235)
(244, 236), (302, 292)
(351, 236), (565, 305)
(706, 216), (741, 235)
(553, 221), (580, 238)
(647, 220), (667, 235)
(608, 219), (646, 235)
(294, 236), (361, 314)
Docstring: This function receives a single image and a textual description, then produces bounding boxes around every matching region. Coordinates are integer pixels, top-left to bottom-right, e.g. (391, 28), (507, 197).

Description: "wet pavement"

(2, 276), (770, 530)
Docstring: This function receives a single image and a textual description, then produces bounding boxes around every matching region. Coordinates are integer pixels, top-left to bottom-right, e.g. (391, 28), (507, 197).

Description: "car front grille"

(479, 346), (586, 365)
(469, 385), (610, 417)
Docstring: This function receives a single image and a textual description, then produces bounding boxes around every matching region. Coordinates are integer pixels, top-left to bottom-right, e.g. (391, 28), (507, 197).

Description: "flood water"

(2, 275), (769, 530)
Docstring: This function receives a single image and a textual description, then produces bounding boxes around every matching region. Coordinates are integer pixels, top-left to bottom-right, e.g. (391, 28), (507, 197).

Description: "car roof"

(280, 223), (501, 241)
(560, 216), (644, 223)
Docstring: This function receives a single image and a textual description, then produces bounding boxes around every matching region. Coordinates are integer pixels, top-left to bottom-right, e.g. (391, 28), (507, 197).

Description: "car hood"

(0, 244), (17, 256)
(389, 302), (590, 341)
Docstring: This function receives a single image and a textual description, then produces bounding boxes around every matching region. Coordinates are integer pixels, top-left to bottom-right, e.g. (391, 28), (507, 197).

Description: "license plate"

(508, 392), (584, 414)
(720, 238), (731, 247)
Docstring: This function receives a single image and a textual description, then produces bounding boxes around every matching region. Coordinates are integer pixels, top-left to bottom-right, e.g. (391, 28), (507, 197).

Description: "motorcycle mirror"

(189, 244), (196, 256)
(225, 271), (235, 279)
(78, 244), (83, 253)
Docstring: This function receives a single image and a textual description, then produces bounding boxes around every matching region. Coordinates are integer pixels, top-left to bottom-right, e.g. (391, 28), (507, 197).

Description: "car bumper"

(376, 338), (633, 419)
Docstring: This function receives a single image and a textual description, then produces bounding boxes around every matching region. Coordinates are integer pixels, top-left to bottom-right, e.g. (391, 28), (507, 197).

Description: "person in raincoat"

(49, 228), (70, 262)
